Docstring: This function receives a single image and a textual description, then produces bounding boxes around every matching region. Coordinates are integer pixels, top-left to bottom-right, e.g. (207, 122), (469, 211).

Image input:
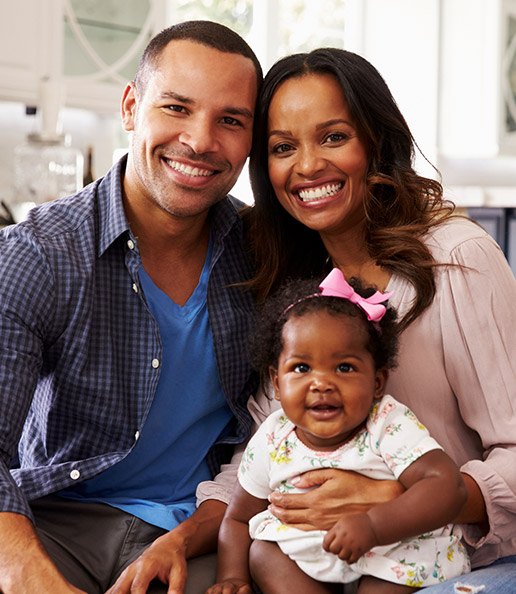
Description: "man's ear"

(121, 82), (137, 132)
(374, 368), (388, 399)
(269, 366), (281, 401)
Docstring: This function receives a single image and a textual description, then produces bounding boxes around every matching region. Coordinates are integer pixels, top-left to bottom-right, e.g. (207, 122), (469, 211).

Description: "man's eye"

(337, 363), (353, 372)
(222, 116), (241, 126)
(293, 363), (310, 373)
(167, 105), (186, 113)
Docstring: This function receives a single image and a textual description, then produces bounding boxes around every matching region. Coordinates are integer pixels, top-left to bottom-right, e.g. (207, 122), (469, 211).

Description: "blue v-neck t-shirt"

(60, 242), (232, 529)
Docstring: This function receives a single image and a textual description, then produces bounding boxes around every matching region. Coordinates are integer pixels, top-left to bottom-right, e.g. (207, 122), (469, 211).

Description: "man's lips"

(295, 181), (344, 202)
(164, 158), (217, 178)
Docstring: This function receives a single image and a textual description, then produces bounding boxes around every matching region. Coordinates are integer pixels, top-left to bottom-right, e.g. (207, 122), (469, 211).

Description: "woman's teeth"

(298, 182), (343, 202)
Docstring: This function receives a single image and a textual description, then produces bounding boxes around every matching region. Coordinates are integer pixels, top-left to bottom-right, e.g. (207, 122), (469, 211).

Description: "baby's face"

(270, 310), (386, 450)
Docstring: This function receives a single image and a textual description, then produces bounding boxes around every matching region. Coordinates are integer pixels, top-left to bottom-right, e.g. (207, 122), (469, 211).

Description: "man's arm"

(106, 499), (227, 594)
(0, 512), (85, 594)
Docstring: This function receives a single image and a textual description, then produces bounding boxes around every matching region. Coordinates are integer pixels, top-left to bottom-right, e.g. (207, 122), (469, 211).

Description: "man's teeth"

(166, 159), (214, 177)
(298, 182), (343, 202)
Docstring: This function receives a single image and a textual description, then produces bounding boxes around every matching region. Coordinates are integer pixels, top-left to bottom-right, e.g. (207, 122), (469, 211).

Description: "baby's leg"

(249, 540), (340, 594)
(357, 575), (417, 594)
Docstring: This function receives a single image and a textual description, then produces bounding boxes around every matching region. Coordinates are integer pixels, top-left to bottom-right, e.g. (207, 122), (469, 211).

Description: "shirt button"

(70, 469), (80, 480)
(132, 283), (138, 293)
(135, 430), (140, 441)
(151, 358), (160, 369)
(127, 239), (135, 250)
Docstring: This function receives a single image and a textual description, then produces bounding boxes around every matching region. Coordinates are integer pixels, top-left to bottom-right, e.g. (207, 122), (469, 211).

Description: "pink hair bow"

(319, 268), (393, 322)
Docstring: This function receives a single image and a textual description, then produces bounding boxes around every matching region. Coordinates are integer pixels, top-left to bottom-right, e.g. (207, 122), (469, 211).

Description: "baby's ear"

(269, 366), (281, 401)
(374, 368), (389, 399)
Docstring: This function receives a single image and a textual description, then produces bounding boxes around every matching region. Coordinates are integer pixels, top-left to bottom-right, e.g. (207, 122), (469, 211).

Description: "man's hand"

(268, 469), (404, 531)
(106, 499), (227, 594)
(323, 513), (379, 564)
(105, 530), (187, 594)
(0, 512), (86, 594)
(205, 578), (252, 594)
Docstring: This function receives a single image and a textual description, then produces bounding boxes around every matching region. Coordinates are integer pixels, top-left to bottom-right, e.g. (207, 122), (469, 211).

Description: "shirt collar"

(96, 154), (244, 257)
(97, 154), (131, 257)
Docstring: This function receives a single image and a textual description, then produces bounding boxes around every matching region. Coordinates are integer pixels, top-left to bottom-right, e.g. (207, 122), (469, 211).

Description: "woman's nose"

(294, 147), (326, 177)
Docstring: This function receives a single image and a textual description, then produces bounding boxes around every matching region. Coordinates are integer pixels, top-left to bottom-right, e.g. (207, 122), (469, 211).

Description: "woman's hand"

(268, 468), (404, 531)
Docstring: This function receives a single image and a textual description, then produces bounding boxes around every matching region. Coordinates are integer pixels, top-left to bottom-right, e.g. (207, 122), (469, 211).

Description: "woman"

(245, 48), (516, 591)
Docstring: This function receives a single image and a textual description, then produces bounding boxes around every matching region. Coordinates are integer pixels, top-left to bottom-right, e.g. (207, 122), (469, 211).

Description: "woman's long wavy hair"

(245, 48), (455, 330)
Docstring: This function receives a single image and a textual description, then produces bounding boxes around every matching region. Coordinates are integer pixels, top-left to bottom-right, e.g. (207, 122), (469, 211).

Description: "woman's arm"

(268, 468), (404, 531)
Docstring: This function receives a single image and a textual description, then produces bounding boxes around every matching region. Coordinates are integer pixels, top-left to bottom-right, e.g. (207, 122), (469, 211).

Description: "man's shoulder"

(6, 182), (100, 244)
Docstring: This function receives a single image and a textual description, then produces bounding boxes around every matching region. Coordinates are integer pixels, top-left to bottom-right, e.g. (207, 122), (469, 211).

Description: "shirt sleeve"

(371, 396), (443, 478)
(0, 226), (57, 517)
(438, 232), (516, 547)
(196, 387), (280, 506)
(237, 415), (276, 500)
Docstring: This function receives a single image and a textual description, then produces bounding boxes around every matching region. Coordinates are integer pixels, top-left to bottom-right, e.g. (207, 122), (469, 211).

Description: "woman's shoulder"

(424, 215), (498, 262)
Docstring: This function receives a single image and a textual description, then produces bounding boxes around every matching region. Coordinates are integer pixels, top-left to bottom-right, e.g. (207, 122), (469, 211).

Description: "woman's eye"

(325, 132), (347, 143)
(293, 363), (310, 373)
(271, 143), (293, 155)
(337, 363), (353, 373)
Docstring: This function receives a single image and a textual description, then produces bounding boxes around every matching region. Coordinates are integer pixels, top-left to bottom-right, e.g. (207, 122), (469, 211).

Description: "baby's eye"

(337, 363), (354, 373)
(293, 363), (310, 373)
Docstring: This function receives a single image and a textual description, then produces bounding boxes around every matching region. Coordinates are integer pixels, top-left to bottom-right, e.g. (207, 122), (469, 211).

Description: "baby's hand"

(205, 579), (253, 594)
(322, 512), (378, 564)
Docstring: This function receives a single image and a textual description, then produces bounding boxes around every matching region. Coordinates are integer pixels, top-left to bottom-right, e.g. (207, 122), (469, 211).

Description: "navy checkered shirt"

(0, 156), (256, 519)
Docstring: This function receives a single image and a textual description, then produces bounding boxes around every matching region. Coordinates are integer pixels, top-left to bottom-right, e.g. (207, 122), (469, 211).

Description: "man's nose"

(178, 117), (220, 154)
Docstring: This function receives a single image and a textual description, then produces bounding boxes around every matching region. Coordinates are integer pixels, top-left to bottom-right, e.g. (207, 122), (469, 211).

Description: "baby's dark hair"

(251, 276), (399, 390)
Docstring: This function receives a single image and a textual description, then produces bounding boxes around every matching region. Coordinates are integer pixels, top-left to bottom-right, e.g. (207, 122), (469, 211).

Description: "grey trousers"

(31, 496), (217, 594)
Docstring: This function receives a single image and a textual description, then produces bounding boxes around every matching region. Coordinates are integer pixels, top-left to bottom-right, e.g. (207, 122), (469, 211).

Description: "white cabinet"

(0, 0), (166, 114)
(0, 1), (60, 105)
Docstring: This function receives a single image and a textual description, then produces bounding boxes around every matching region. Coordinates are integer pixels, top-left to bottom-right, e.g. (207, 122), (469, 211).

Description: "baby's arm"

(323, 449), (466, 563)
(206, 483), (268, 594)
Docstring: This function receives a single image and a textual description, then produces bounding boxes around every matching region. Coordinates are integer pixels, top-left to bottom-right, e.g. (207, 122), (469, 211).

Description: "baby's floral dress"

(238, 394), (470, 586)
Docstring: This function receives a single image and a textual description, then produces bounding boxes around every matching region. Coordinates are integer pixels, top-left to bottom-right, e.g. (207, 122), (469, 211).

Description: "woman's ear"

(374, 368), (388, 399)
(269, 366), (281, 401)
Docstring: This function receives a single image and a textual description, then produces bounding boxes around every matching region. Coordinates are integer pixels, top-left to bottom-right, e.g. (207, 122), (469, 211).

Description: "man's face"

(122, 39), (257, 219)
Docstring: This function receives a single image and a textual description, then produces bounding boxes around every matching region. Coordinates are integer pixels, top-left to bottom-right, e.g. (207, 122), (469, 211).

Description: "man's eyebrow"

(160, 91), (192, 103)
(225, 107), (254, 120)
(159, 91), (253, 119)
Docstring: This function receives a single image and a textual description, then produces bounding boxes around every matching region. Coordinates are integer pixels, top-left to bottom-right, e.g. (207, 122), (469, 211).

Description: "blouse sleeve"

(438, 230), (516, 547)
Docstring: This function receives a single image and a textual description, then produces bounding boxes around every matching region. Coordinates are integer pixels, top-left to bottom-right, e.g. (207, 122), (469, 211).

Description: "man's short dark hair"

(134, 20), (263, 91)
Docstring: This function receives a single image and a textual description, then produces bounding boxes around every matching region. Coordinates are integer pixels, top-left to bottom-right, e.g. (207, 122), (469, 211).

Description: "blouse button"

(151, 358), (160, 369)
(70, 469), (80, 480)
(127, 239), (135, 250)
(135, 430), (140, 441)
(132, 283), (138, 293)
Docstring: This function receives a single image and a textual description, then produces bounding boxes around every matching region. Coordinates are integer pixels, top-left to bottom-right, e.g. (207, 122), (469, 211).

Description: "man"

(0, 21), (261, 594)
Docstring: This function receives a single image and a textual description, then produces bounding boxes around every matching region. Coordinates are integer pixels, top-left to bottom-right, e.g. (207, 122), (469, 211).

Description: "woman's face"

(267, 73), (369, 240)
